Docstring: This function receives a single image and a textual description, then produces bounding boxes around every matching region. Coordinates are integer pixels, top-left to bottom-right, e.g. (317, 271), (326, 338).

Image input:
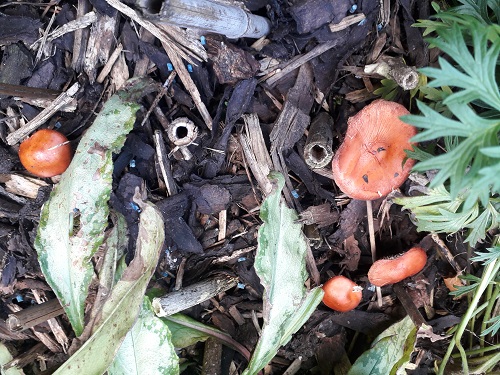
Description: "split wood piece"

(72, 0), (93, 71)
(31, 11), (97, 51)
(34, 9), (56, 65)
(105, 0), (207, 63)
(136, 0), (270, 39)
(6, 298), (64, 332)
(161, 40), (213, 129)
(218, 209), (227, 241)
(202, 337), (223, 375)
(431, 233), (467, 287)
(2, 342), (48, 371)
(329, 13), (366, 32)
(283, 356), (303, 375)
(141, 71), (177, 127)
(0, 185), (27, 205)
(154, 130), (178, 196)
(228, 305), (245, 326)
(84, 11), (118, 83)
(239, 113), (273, 196)
(0, 174), (49, 199)
(392, 283), (426, 328)
(364, 57), (419, 90)
(270, 63), (314, 209)
(152, 274), (238, 317)
(109, 49), (130, 91)
(32, 290), (69, 353)
(264, 39), (344, 86)
(96, 43), (124, 84)
(0, 83), (58, 100)
(366, 199), (383, 307)
(6, 302), (62, 353)
(133, 28), (157, 76)
(212, 246), (256, 264)
(6, 82), (80, 145)
(0, 83), (76, 111)
(305, 240), (321, 286)
(304, 112), (334, 169)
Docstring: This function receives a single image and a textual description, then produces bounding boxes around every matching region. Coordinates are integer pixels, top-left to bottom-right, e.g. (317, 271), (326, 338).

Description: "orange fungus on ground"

(368, 247), (428, 287)
(322, 275), (363, 312)
(19, 129), (72, 178)
(331, 99), (417, 200)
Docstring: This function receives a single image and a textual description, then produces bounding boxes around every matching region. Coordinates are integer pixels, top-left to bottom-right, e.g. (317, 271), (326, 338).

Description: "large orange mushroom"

(331, 99), (417, 200)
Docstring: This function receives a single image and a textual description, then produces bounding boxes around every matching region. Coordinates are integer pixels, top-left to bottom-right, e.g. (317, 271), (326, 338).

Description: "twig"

(366, 200), (383, 307)
(153, 130), (178, 196)
(96, 43), (124, 84)
(152, 274), (238, 317)
(6, 298), (64, 332)
(329, 14), (366, 32)
(31, 11), (97, 50)
(6, 82), (80, 145)
(218, 210), (227, 241)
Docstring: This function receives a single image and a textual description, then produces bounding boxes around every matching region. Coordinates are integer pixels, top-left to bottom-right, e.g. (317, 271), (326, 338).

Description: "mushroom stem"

(366, 200), (383, 307)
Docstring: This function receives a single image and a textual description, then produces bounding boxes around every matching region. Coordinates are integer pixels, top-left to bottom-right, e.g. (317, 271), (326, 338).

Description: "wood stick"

(152, 274), (238, 317)
(366, 200), (383, 307)
(6, 82), (79, 145)
(6, 298), (64, 332)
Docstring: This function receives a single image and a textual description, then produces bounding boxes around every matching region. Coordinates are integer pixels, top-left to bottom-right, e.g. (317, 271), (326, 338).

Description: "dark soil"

(0, 0), (474, 373)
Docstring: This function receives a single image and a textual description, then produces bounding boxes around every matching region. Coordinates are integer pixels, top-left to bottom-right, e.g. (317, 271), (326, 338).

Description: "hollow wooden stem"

(366, 200), (383, 307)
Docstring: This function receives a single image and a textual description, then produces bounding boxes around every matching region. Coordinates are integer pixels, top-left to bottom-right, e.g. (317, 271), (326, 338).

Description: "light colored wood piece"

(6, 83), (80, 145)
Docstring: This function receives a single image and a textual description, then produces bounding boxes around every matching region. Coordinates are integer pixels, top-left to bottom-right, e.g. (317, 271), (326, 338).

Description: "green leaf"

(242, 172), (324, 375)
(162, 313), (251, 362)
(394, 186), (499, 245)
(347, 316), (416, 375)
(53, 198), (165, 374)
(34, 78), (154, 335)
(109, 298), (179, 375)
(481, 315), (500, 337)
(472, 246), (500, 265)
(0, 342), (24, 375)
(163, 314), (212, 348)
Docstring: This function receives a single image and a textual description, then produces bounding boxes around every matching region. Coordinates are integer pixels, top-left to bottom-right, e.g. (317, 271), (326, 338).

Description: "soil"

(0, 0), (475, 373)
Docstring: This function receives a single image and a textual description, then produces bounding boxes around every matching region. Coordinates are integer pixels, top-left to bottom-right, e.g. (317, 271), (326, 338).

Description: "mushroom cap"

(332, 99), (417, 200)
(19, 129), (72, 178)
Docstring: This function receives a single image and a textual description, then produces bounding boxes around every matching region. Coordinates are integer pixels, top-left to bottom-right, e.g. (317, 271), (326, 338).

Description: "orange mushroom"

(368, 247), (427, 287)
(19, 129), (72, 178)
(322, 275), (363, 312)
(331, 99), (417, 200)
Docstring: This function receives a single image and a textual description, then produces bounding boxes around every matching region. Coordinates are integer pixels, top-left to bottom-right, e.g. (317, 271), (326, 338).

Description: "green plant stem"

(438, 259), (500, 375)
(471, 351), (500, 374)
(480, 281), (499, 349)
(451, 343), (500, 358)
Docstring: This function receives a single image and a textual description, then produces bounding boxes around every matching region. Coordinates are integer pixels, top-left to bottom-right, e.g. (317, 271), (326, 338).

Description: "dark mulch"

(0, 0), (472, 373)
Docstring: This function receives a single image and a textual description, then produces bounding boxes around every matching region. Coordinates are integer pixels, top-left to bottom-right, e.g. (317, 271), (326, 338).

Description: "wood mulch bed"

(0, 0), (471, 373)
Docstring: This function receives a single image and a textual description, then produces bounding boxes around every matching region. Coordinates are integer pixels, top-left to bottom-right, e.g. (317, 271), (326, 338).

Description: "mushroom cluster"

(331, 99), (417, 200)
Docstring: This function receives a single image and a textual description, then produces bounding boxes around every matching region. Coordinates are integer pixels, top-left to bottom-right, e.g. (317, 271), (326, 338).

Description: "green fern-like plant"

(394, 8), (500, 245)
(393, 3), (500, 374)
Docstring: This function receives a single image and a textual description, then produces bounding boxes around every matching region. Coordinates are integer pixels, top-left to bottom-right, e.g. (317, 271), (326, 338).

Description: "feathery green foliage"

(394, 6), (500, 245)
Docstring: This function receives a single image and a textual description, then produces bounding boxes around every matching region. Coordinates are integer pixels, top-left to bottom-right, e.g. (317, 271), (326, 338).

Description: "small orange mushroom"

(19, 129), (72, 178)
(331, 99), (417, 200)
(367, 247), (427, 287)
(322, 275), (363, 312)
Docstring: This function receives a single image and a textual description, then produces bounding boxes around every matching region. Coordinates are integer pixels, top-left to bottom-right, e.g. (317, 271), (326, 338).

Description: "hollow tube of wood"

(152, 274), (238, 317)
(6, 298), (64, 332)
(304, 112), (334, 169)
(135, 0), (270, 38)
